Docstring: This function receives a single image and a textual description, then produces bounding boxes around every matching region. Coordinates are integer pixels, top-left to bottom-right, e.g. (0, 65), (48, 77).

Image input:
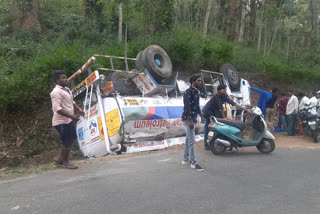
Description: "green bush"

(1, 21), (320, 114)
(231, 44), (265, 73)
(263, 59), (320, 86)
(163, 29), (199, 68)
(0, 39), (100, 112)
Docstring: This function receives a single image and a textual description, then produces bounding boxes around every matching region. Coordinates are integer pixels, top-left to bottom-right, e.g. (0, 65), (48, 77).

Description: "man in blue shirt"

(181, 74), (204, 171)
(251, 87), (278, 118)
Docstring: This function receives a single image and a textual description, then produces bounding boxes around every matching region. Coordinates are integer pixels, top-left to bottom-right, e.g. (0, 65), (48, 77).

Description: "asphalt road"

(1, 146), (320, 214)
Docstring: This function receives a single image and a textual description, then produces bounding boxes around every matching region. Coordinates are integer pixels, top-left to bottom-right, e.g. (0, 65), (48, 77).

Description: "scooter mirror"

(251, 106), (262, 116)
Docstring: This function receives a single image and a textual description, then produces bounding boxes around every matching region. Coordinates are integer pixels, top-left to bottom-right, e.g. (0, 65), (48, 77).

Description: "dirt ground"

(272, 132), (320, 148)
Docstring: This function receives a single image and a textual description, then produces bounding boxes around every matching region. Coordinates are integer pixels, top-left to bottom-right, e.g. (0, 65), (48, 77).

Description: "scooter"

(207, 106), (275, 155)
(296, 108), (318, 143)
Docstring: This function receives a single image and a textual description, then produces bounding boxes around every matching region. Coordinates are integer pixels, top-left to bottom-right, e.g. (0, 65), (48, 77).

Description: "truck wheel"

(135, 51), (145, 72)
(144, 45), (172, 79)
(220, 64), (240, 90)
(111, 72), (129, 83)
(112, 82), (141, 96)
(116, 145), (127, 154)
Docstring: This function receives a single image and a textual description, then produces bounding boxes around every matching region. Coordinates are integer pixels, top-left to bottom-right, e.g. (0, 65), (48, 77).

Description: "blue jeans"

(204, 118), (210, 147)
(183, 120), (197, 165)
(287, 114), (296, 136)
(279, 115), (287, 132)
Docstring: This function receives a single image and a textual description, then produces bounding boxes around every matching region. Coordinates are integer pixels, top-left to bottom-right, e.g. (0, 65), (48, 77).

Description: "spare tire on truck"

(135, 45), (172, 82)
(112, 82), (142, 96)
(110, 72), (129, 82)
(109, 72), (141, 96)
(220, 64), (240, 90)
(135, 51), (145, 72)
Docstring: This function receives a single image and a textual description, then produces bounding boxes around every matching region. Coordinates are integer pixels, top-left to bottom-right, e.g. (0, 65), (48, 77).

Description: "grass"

(0, 163), (55, 179)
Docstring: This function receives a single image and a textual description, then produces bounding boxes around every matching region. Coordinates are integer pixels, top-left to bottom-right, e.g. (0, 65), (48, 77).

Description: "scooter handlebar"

(210, 116), (225, 126)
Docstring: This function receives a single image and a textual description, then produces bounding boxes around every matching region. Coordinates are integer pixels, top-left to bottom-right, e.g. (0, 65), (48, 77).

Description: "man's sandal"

(54, 161), (63, 166)
(62, 162), (78, 169)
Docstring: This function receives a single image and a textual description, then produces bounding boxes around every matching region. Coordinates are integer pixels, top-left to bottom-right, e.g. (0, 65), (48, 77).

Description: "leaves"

(0, 0), (319, 114)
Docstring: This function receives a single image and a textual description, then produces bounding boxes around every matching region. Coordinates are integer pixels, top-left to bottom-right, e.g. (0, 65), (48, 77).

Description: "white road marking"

(157, 158), (172, 162)
(11, 205), (20, 210)
(59, 169), (136, 183)
(0, 175), (35, 184)
(307, 147), (315, 149)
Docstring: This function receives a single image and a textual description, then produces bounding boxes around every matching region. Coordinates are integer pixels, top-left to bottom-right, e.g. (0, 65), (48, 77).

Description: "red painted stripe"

(143, 107), (156, 120)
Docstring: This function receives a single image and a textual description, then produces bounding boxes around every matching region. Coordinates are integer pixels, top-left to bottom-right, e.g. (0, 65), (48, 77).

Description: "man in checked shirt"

(51, 70), (84, 169)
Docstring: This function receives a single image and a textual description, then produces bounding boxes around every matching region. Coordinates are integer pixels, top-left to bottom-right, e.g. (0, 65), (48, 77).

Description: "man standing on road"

(277, 93), (289, 132)
(181, 74), (204, 171)
(317, 91), (320, 119)
(251, 87), (278, 128)
(297, 93), (310, 111)
(286, 90), (299, 136)
(265, 88), (278, 129)
(307, 91), (318, 118)
(202, 85), (251, 150)
(51, 70), (84, 169)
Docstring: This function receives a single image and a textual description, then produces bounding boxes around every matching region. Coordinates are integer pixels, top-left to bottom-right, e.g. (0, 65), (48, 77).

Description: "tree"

(83, 0), (103, 18)
(118, 2), (122, 41)
(217, 0), (228, 34)
(12, 0), (41, 31)
(248, 0), (257, 46)
(227, 0), (237, 41)
(153, 0), (175, 33)
(238, 0), (246, 41)
(310, 0), (319, 40)
(203, 0), (212, 37)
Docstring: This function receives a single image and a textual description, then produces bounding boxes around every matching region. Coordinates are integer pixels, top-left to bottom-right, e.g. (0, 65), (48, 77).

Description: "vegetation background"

(0, 0), (319, 169)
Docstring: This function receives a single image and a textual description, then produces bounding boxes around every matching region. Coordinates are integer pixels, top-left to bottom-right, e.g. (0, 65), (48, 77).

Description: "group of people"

(251, 86), (320, 136)
(181, 74), (251, 172)
(278, 91), (319, 136)
(51, 70), (318, 171)
(181, 74), (320, 172)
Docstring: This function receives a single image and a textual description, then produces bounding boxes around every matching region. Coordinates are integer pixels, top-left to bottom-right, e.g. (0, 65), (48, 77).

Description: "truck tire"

(220, 64), (240, 90)
(112, 82), (142, 96)
(144, 45), (172, 79)
(111, 72), (129, 83)
(135, 51), (145, 72)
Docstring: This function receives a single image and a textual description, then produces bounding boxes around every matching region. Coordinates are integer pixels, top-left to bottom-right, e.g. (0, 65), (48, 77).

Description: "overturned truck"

(70, 45), (251, 157)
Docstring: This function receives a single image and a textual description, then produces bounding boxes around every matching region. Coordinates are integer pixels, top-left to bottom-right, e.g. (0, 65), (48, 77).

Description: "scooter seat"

(217, 119), (246, 131)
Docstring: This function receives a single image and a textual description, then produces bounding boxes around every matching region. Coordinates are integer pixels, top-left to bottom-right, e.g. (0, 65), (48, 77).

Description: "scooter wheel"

(256, 138), (275, 154)
(209, 136), (227, 155)
(312, 131), (318, 143)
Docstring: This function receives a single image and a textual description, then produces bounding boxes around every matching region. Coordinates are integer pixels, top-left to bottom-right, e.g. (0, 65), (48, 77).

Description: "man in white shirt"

(307, 91), (318, 116)
(297, 93), (310, 111)
(286, 90), (299, 136)
(317, 91), (320, 118)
